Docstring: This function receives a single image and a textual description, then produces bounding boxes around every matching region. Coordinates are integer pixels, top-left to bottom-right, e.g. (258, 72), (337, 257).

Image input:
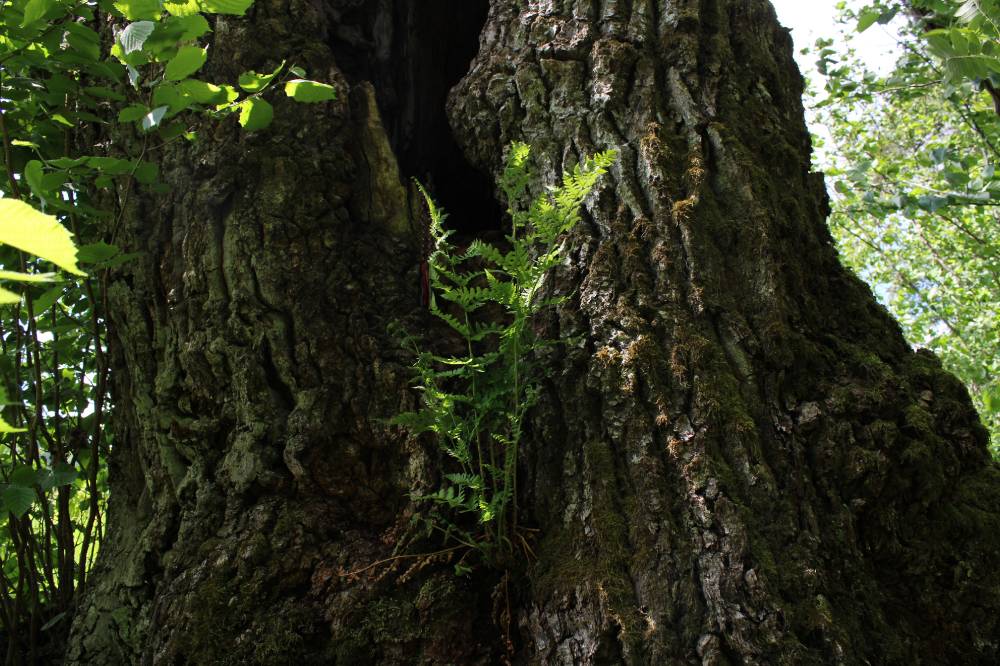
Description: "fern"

(394, 143), (616, 566)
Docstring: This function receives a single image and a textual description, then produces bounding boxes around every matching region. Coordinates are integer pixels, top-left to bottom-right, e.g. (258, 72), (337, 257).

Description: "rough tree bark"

(66, 0), (1000, 664)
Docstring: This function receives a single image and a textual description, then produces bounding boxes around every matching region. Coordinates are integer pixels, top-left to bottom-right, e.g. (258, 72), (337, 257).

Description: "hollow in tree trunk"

(66, 1), (1000, 664)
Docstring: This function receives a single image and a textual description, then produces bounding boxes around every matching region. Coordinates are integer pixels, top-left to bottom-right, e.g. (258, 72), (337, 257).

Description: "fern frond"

(463, 239), (505, 265)
(394, 143), (614, 564)
(445, 472), (485, 490)
(429, 303), (471, 336)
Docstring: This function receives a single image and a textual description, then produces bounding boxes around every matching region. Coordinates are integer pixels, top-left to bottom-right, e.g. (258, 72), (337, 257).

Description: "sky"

(770, 0), (901, 75)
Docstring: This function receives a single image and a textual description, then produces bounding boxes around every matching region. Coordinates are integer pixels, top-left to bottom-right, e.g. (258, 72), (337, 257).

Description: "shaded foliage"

(0, 0), (334, 661)
(808, 0), (1000, 452)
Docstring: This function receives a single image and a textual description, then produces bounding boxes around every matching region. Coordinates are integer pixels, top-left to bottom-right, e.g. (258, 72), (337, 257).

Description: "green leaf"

(2, 485), (35, 518)
(165, 0), (201, 15)
(0, 386), (22, 433)
(0, 413), (24, 432)
(78, 242), (121, 264)
(10, 466), (37, 487)
(32, 284), (64, 313)
(0, 270), (56, 283)
(857, 8), (880, 33)
(950, 29), (971, 57)
(41, 173), (69, 197)
(925, 29), (955, 57)
(119, 104), (149, 123)
(238, 61), (284, 92)
(24, 160), (46, 201)
(142, 105), (169, 131)
(134, 162), (159, 184)
(157, 122), (190, 141)
(51, 462), (78, 487)
(171, 13), (211, 40)
(284, 79), (336, 103)
(957, 0), (981, 23)
(198, 0), (254, 16)
(37, 469), (56, 492)
(0, 200), (84, 275)
(22, 0), (55, 26)
(165, 46), (208, 81)
(47, 157), (89, 169)
(176, 79), (228, 104)
(153, 83), (192, 114)
(113, 0), (163, 21)
(214, 85), (240, 107)
(86, 157), (138, 175)
(102, 252), (143, 269)
(119, 20), (156, 54)
(0, 286), (19, 305)
(0, 387), (20, 433)
(65, 23), (104, 62)
(237, 98), (273, 131)
(40, 612), (68, 633)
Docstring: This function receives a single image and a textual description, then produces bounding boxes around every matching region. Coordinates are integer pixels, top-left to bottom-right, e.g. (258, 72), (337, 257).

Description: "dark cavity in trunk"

(330, 0), (499, 236)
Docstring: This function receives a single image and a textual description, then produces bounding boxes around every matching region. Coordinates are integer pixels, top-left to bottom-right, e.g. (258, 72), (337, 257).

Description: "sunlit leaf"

(176, 79), (228, 104)
(119, 20), (156, 54)
(238, 61), (283, 92)
(113, 0), (162, 21)
(0, 200), (84, 275)
(957, 0), (981, 23)
(142, 105), (169, 131)
(284, 79), (336, 103)
(0, 271), (57, 283)
(238, 97), (273, 131)
(198, 0), (254, 16)
(0, 286), (20, 305)
(165, 46), (208, 81)
(165, 0), (201, 17)
(128, 64), (142, 88)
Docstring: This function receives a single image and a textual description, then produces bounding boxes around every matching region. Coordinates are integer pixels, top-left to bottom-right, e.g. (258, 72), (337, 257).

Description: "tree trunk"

(66, 1), (1000, 664)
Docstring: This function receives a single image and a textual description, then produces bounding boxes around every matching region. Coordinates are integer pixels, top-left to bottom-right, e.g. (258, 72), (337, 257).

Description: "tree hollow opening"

(331, 0), (500, 237)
